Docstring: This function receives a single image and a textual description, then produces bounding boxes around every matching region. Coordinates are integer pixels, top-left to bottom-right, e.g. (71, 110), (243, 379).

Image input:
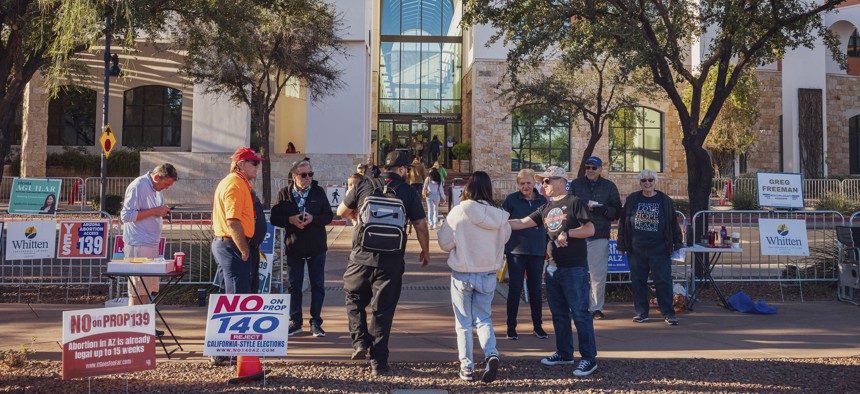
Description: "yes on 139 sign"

(57, 221), (109, 259)
(203, 294), (290, 357)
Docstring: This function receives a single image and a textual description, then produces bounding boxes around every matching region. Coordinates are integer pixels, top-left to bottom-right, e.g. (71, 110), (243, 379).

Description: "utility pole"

(100, 8), (111, 210)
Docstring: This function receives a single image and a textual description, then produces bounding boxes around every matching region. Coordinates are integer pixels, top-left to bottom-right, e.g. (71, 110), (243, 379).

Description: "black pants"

(343, 262), (404, 364)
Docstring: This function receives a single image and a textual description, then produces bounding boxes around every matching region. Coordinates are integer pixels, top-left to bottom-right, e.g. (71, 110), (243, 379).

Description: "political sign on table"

(758, 218), (810, 256)
(112, 236), (166, 259)
(756, 172), (804, 209)
(62, 305), (156, 380)
(5, 220), (56, 260)
(327, 184), (345, 211)
(8, 178), (61, 215)
(607, 240), (630, 272)
(57, 221), (109, 259)
(204, 294), (290, 357)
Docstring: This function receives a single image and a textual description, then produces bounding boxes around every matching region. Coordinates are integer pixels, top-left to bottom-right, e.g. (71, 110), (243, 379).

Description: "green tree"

(684, 64), (761, 178)
(0, 0), (197, 180)
(463, 0), (847, 220)
(506, 51), (653, 177)
(177, 0), (345, 206)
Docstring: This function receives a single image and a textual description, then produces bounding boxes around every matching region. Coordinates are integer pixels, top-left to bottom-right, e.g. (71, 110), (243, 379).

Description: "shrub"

(46, 147), (141, 177)
(815, 192), (859, 216)
(731, 187), (759, 210)
(91, 194), (123, 215)
(451, 143), (472, 160)
(0, 337), (35, 371)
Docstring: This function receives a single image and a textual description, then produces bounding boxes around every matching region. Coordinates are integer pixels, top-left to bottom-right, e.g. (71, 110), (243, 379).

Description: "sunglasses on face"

(640, 178), (655, 183)
(297, 172), (314, 178)
(585, 166), (599, 170)
(542, 177), (563, 185)
(245, 160), (260, 167)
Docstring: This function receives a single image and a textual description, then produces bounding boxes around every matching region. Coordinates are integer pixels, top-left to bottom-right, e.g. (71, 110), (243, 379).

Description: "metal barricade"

(0, 212), (117, 296)
(843, 179), (860, 202)
(850, 211), (860, 226)
(84, 177), (135, 205)
(690, 210), (842, 287)
(803, 178), (842, 203)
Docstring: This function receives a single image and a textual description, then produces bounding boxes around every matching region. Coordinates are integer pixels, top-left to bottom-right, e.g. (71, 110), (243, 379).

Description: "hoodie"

(438, 200), (512, 273)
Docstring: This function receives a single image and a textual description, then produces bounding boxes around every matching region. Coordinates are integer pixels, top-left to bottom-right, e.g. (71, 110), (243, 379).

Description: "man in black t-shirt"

(336, 151), (430, 376)
(509, 166), (598, 378)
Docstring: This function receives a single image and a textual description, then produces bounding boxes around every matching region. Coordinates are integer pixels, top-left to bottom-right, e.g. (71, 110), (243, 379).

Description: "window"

(122, 86), (182, 147)
(511, 105), (570, 171)
(47, 86), (96, 146)
(608, 107), (663, 172)
(850, 29), (860, 58)
(851, 115), (860, 174)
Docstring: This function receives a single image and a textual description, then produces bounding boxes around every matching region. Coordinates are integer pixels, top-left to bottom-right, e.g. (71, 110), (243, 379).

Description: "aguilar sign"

(8, 178), (61, 215)
(62, 305), (156, 380)
(203, 294), (290, 357)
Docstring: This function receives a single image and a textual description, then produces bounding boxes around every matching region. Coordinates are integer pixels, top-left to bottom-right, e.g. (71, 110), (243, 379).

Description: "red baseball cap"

(231, 147), (265, 162)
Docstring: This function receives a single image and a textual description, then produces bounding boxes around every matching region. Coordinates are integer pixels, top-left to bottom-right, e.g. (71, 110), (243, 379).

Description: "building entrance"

(378, 117), (461, 168)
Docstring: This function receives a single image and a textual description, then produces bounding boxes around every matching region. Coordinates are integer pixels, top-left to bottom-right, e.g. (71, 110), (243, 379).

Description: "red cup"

(174, 252), (185, 272)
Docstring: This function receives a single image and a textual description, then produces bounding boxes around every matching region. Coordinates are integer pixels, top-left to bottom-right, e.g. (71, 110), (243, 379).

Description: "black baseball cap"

(384, 151), (411, 168)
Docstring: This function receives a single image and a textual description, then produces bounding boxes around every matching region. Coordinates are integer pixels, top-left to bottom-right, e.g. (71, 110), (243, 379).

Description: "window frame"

(608, 106), (664, 173)
(122, 85), (183, 147)
(510, 104), (571, 172)
(47, 86), (97, 146)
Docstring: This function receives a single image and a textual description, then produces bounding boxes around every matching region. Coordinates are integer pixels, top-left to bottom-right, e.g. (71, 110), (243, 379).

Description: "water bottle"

(720, 226), (729, 247)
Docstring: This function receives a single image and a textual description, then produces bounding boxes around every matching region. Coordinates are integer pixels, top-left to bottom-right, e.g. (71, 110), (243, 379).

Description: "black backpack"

(357, 177), (407, 254)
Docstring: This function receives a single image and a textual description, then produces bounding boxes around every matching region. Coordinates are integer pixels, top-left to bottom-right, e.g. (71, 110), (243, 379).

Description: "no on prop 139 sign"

(203, 294), (290, 357)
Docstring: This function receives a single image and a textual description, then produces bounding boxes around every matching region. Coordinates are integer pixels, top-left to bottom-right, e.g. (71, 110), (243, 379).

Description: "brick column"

(21, 74), (48, 177)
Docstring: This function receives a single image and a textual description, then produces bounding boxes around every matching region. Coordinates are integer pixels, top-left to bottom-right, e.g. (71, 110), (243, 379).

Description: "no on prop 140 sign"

(203, 294), (290, 357)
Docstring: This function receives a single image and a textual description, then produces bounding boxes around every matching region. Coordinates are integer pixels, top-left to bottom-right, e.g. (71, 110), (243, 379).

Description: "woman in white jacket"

(438, 171), (512, 383)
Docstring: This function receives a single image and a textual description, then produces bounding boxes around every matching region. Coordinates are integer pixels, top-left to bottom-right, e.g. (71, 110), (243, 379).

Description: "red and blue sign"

(58, 221), (109, 259)
(608, 240), (629, 273)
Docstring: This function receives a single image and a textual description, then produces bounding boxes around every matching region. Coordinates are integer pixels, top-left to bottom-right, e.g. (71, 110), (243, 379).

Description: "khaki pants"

(126, 244), (160, 306)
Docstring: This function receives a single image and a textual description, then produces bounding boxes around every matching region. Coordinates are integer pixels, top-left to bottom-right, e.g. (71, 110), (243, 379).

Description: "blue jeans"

(545, 265), (596, 361)
(451, 271), (499, 371)
(287, 253), (327, 327)
(628, 252), (675, 318)
(505, 253), (544, 329)
(212, 238), (252, 294)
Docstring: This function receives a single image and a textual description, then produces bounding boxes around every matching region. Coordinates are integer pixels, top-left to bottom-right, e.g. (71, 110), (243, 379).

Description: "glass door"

(429, 123), (446, 165)
(393, 122), (411, 156)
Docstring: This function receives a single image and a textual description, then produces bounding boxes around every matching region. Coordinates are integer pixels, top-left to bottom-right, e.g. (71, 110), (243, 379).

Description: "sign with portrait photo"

(8, 178), (61, 215)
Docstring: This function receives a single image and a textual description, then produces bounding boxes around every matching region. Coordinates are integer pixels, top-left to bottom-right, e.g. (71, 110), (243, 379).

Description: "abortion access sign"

(62, 305), (156, 380)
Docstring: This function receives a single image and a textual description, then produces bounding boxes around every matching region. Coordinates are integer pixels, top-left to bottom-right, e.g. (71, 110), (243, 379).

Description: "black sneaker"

(459, 368), (474, 381)
(351, 345), (368, 360)
(506, 327), (518, 340)
(481, 355), (500, 383)
(632, 314), (649, 323)
(540, 353), (574, 366)
(371, 362), (390, 376)
(288, 323), (302, 336)
(665, 316), (679, 326)
(311, 324), (326, 337)
(533, 326), (548, 339)
(592, 310), (605, 320)
(573, 359), (598, 377)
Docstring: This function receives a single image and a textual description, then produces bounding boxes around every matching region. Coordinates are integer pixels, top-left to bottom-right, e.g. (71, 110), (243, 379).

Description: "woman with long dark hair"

(422, 167), (445, 229)
(438, 171), (511, 382)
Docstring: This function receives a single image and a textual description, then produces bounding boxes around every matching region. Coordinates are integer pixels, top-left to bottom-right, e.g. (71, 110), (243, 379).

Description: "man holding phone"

(120, 163), (178, 306)
(270, 160), (333, 337)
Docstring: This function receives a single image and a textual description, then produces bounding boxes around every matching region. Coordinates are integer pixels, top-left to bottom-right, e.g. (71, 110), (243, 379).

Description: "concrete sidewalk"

(4, 226), (860, 363)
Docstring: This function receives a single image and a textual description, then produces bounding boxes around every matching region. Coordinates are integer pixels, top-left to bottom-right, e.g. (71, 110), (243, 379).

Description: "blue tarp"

(727, 290), (778, 314)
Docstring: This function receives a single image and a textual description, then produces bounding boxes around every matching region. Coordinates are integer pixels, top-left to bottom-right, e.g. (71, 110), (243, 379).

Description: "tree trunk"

(250, 91), (272, 208)
(576, 125), (602, 178)
(683, 127), (714, 280)
(0, 92), (24, 181)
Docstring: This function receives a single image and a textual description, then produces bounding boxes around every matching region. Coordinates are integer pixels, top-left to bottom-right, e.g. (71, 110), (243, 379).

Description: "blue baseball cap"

(585, 157), (603, 167)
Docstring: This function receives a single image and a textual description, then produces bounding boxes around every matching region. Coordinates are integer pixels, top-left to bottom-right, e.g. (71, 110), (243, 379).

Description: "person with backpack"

(437, 171), (511, 382)
(423, 167), (445, 229)
(270, 160), (333, 338)
(336, 151), (431, 376)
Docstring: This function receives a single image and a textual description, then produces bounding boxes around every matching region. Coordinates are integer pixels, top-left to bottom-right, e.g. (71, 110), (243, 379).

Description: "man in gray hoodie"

(569, 157), (622, 320)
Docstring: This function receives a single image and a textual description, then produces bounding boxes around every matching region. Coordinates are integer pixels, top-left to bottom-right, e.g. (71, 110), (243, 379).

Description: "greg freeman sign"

(756, 172), (803, 209)
(203, 294), (290, 357)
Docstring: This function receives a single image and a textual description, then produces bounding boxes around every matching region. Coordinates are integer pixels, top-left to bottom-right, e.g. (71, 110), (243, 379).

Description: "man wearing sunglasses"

(508, 166), (598, 378)
(569, 157), (622, 320)
(270, 160), (333, 338)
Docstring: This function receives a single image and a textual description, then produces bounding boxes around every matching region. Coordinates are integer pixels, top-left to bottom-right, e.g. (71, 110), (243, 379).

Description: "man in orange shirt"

(211, 147), (264, 294)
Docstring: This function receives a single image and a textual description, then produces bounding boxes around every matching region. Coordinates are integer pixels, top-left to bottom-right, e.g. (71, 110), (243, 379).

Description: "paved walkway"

(4, 226), (860, 362)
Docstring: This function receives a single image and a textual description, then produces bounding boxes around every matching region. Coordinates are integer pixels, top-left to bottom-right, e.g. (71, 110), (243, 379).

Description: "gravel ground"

(3, 357), (860, 393)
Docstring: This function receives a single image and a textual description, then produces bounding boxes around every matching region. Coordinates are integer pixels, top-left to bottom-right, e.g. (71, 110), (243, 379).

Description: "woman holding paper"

(617, 169), (684, 326)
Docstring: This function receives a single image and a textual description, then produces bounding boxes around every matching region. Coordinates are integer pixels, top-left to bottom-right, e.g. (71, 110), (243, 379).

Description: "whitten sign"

(62, 305), (156, 380)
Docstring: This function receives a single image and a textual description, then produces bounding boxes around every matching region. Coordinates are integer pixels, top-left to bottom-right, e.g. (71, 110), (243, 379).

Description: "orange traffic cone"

(227, 356), (268, 384)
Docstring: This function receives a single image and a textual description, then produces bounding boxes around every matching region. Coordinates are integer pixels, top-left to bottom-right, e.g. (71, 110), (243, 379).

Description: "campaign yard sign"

(5, 220), (56, 260)
(607, 240), (630, 272)
(57, 221), (109, 259)
(62, 305), (156, 380)
(756, 172), (804, 209)
(204, 294), (290, 357)
(758, 219), (810, 256)
(112, 236), (166, 259)
(8, 178), (61, 215)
